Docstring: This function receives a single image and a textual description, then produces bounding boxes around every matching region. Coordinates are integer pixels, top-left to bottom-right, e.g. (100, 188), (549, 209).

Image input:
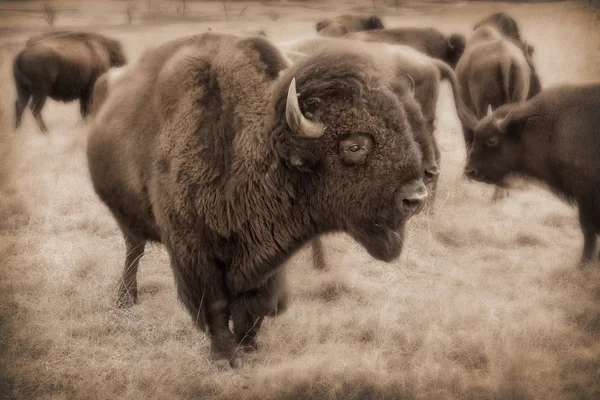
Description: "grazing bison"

(465, 83), (600, 265)
(346, 28), (467, 68)
(88, 33), (428, 369)
(316, 14), (384, 38)
(14, 31), (126, 133)
(473, 12), (541, 99)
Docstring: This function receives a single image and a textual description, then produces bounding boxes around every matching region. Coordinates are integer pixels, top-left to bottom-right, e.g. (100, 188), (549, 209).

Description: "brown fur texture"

(465, 83), (600, 264)
(14, 31), (127, 133)
(87, 33), (426, 369)
(346, 28), (467, 68)
(316, 14), (384, 38)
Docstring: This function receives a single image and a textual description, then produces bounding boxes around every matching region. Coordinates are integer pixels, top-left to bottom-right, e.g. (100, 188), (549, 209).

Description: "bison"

(88, 33), (428, 369)
(14, 31), (126, 133)
(464, 83), (600, 265)
(455, 24), (540, 201)
(345, 28), (467, 68)
(278, 37), (478, 269)
(316, 14), (384, 38)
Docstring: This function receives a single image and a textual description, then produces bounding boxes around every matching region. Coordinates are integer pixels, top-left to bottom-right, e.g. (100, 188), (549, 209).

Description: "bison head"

(362, 15), (384, 31)
(465, 105), (527, 186)
(272, 49), (427, 261)
(107, 39), (127, 67)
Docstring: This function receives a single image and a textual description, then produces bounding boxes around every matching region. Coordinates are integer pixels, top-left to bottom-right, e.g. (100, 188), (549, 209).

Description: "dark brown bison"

(455, 25), (538, 201)
(14, 31), (126, 133)
(464, 83), (600, 265)
(316, 14), (384, 37)
(88, 33), (428, 369)
(473, 12), (541, 100)
(346, 28), (467, 68)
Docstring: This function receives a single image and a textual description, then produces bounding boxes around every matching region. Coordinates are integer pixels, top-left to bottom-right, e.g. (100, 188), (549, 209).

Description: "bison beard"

(88, 33), (426, 369)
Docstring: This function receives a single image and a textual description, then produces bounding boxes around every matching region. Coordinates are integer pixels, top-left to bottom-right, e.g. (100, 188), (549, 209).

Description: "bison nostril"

(465, 167), (477, 178)
(397, 179), (428, 217)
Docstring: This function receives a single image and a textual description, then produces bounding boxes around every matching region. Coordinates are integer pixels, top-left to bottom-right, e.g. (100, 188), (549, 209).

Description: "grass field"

(1, 1), (600, 399)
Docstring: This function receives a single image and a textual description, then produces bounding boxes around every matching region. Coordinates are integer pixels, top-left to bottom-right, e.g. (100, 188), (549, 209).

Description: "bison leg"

(311, 236), (327, 270)
(116, 232), (146, 308)
(15, 83), (30, 130)
(80, 87), (93, 119)
(170, 251), (240, 370)
(30, 93), (48, 133)
(230, 269), (288, 351)
(579, 206), (598, 266)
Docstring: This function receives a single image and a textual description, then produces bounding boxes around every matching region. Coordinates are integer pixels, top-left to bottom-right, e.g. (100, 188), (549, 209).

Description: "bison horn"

(406, 74), (415, 99)
(286, 77), (325, 138)
(494, 110), (514, 133)
(487, 104), (493, 117)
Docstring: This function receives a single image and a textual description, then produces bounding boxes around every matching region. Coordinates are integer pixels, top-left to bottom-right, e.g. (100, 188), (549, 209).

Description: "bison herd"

(11, 11), (600, 370)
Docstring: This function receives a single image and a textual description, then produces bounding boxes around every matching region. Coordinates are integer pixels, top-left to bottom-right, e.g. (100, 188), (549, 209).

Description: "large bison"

(87, 33), (428, 369)
(280, 37), (477, 269)
(345, 28), (467, 68)
(13, 31), (126, 133)
(316, 14), (384, 37)
(465, 83), (600, 265)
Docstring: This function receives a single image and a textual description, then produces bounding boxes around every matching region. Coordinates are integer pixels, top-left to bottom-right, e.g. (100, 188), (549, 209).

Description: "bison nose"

(423, 164), (440, 183)
(397, 179), (428, 217)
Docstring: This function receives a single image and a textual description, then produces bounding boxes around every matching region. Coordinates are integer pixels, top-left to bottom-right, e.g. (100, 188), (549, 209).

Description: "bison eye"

(486, 137), (499, 147)
(339, 134), (373, 165)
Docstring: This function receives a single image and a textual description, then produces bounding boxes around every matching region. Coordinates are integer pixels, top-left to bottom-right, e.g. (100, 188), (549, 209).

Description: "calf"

(465, 83), (600, 265)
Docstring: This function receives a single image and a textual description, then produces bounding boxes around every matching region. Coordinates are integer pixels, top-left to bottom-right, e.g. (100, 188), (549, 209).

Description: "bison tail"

(13, 51), (33, 88)
(433, 59), (479, 131)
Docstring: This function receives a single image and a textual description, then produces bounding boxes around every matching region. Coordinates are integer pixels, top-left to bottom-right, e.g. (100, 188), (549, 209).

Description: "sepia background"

(1, 0), (600, 398)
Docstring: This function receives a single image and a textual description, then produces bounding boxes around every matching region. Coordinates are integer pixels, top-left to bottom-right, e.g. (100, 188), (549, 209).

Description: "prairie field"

(1, 1), (600, 399)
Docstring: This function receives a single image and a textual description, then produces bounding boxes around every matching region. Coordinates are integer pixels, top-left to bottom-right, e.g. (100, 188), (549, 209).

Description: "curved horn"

(286, 78), (325, 138)
(487, 104), (493, 117)
(406, 74), (415, 99)
(446, 35), (455, 50)
(493, 110), (514, 133)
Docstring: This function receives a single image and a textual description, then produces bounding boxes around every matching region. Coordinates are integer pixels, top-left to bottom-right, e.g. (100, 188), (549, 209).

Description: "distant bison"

(473, 12), (541, 99)
(88, 33), (428, 369)
(465, 83), (600, 265)
(14, 31), (126, 133)
(316, 14), (384, 37)
(346, 28), (467, 68)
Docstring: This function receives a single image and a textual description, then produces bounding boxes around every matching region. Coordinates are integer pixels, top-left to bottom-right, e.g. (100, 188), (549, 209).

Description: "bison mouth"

(350, 218), (407, 262)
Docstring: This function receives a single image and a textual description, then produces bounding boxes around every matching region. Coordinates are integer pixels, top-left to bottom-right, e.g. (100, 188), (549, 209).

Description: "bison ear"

(273, 133), (323, 173)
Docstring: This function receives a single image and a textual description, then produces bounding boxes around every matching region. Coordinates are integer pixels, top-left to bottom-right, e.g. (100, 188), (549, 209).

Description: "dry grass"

(1, 1), (600, 399)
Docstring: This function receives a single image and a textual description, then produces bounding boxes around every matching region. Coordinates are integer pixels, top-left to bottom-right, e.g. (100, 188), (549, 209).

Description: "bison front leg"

(115, 230), (146, 308)
(231, 269), (289, 351)
(578, 206), (598, 266)
(30, 93), (48, 133)
(14, 82), (30, 130)
(170, 251), (241, 370)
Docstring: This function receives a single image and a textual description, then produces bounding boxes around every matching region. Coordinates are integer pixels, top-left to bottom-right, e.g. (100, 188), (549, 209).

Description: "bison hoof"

(115, 288), (138, 309)
(213, 355), (243, 370)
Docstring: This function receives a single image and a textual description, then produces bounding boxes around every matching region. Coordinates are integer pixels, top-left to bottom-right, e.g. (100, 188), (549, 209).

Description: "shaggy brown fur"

(87, 33), (426, 369)
(465, 83), (600, 264)
(316, 14), (384, 38)
(14, 31), (126, 133)
(346, 28), (467, 68)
